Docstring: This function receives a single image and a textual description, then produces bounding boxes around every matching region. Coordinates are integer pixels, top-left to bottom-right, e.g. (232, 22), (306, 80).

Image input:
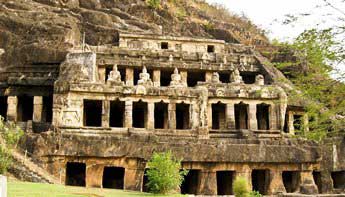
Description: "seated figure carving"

(230, 68), (243, 84)
(170, 67), (187, 87)
(211, 72), (221, 83)
(255, 74), (265, 85)
(107, 65), (124, 86)
(137, 66), (153, 86)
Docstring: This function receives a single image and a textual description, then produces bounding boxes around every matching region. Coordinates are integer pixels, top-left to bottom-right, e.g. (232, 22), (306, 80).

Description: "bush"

(250, 190), (263, 197)
(146, 0), (161, 9)
(0, 116), (24, 174)
(145, 151), (188, 194)
(233, 176), (250, 197)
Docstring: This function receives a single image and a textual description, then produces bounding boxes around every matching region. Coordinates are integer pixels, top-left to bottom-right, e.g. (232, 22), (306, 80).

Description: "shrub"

(145, 151), (188, 194)
(146, 0), (161, 9)
(250, 190), (263, 197)
(233, 176), (250, 197)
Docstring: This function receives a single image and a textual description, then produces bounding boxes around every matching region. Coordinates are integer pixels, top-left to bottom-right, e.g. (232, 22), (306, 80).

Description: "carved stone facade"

(0, 33), (344, 195)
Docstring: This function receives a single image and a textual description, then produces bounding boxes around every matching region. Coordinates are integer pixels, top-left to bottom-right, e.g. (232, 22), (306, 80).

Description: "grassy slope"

(8, 181), (182, 197)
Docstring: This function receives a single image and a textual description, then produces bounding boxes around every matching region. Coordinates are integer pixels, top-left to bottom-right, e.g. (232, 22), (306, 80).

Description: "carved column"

(205, 71), (213, 82)
(249, 103), (257, 130)
(124, 100), (133, 128)
(98, 67), (106, 83)
(288, 111), (295, 134)
(168, 103), (176, 130)
(236, 166), (252, 190)
(7, 96), (17, 122)
(124, 168), (144, 191)
(303, 113), (309, 133)
(226, 103), (236, 129)
(152, 70), (161, 87)
(180, 71), (188, 86)
(267, 170), (286, 195)
(85, 164), (103, 188)
(198, 170), (217, 195)
(33, 96), (43, 122)
(126, 68), (134, 86)
(102, 100), (110, 128)
(208, 104), (212, 129)
(147, 102), (154, 130)
(270, 104), (278, 130)
(300, 170), (318, 194)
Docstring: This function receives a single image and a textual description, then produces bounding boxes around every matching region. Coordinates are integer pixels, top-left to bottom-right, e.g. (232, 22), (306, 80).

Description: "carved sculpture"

(170, 68), (187, 87)
(255, 74), (265, 85)
(107, 65), (124, 86)
(230, 68), (243, 84)
(211, 72), (221, 83)
(137, 66), (153, 86)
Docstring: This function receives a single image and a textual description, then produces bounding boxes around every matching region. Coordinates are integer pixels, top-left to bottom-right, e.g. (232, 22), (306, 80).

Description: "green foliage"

(145, 151), (188, 194)
(233, 177), (250, 197)
(0, 116), (24, 174)
(250, 190), (263, 197)
(146, 0), (161, 9)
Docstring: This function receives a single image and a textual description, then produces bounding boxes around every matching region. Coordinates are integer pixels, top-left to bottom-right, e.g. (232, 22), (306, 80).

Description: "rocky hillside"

(0, 0), (269, 72)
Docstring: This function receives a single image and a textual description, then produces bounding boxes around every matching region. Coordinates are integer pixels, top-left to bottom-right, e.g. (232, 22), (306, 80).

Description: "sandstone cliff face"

(0, 0), (269, 79)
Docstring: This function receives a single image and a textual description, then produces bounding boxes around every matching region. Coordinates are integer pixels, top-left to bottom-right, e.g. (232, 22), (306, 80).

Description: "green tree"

(233, 177), (250, 197)
(145, 151), (188, 194)
(146, 0), (161, 9)
(0, 116), (24, 174)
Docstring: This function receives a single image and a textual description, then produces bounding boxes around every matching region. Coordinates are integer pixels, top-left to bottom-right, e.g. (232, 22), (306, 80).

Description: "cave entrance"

(293, 115), (303, 131)
(241, 72), (257, 84)
(219, 72), (230, 83)
(66, 162), (86, 187)
(176, 103), (190, 130)
(42, 96), (53, 123)
(187, 71), (205, 87)
(257, 104), (270, 130)
(160, 69), (174, 87)
(17, 95), (34, 122)
(133, 100), (147, 128)
(216, 171), (234, 195)
(110, 100), (125, 128)
(282, 171), (300, 193)
(181, 170), (200, 195)
(102, 167), (125, 189)
(235, 102), (248, 130)
(0, 96), (7, 120)
(313, 171), (322, 193)
(331, 171), (345, 189)
(83, 100), (102, 127)
(252, 170), (270, 195)
(154, 102), (168, 129)
(212, 102), (226, 130)
(142, 169), (149, 192)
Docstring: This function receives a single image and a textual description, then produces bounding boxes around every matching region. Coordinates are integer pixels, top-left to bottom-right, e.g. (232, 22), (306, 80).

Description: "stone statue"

(255, 74), (265, 85)
(230, 68), (243, 83)
(211, 72), (221, 83)
(169, 54), (174, 62)
(170, 67), (186, 87)
(107, 65), (124, 86)
(137, 66), (153, 86)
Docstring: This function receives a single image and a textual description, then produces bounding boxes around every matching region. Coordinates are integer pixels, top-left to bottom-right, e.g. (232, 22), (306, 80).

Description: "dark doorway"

(212, 102), (226, 130)
(17, 95), (34, 122)
(160, 69), (174, 87)
(313, 171), (322, 193)
(257, 104), (270, 130)
(142, 169), (149, 192)
(293, 115), (303, 131)
(110, 100), (125, 127)
(133, 100), (147, 128)
(0, 96), (7, 120)
(331, 171), (345, 189)
(176, 103), (190, 130)
(241, 72), (257, 84)
(42, 96), (53, 123)
(207, 45), (215, 53)
(102, 167), (125, 189)
(161, 42), (169, 49)
(282, 171), (300, 193)
(187, 71), (205, 87)
(154, 102), (168, 129)
(235, 102), (248, 130)
(83, 100), (102, 127)
(252, 170), (270, 195)
(217, 171), (234, 195)
(181, 170), (200, 195)
(66, 162), (86, 187)
(219, 72), (230, 83)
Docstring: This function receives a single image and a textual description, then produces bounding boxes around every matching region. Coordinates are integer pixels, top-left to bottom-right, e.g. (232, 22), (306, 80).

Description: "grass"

(8, 181), (183, 197)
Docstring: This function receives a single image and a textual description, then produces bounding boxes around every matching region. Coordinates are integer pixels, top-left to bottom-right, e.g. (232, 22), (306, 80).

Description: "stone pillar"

(249, 103), (257, 130)
(147, 102), (154, 129)
(33, 96), (43, 122)
(124, 100), (133, 128)
(7, 96), (17, 122)
(198, 171), (217, 195)
(270, 104), (278, 130)
(208, 104), (212, 129)
(0, 175), (7, 197)
(180, 71), (188, 86)
(226, 103), (236, 129)
(205, 71), (213, 82)
(152, 70), (161, 87)
(126, 68), (134, 86)
(288, 111), (295, 134)
(300, 171), (318, 194)
(85, 164), (103, 188)
(98, 67), (106, 83)
(267, 170), (286, 195)
(236, 167), (252, 190)
(124, 168), (144, 191)
(303, 113), (309, 133)
(168, 103), (176, 130)
(102, 100), (110, 128)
